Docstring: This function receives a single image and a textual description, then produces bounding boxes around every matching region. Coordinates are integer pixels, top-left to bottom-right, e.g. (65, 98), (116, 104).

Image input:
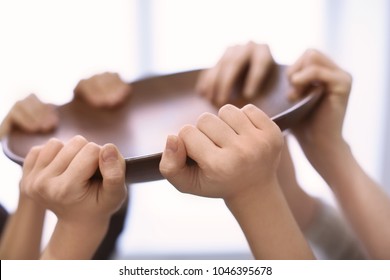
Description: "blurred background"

(0, 0), (389, 259)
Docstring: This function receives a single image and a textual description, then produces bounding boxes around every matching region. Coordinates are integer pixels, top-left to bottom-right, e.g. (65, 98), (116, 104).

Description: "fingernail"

(102, 145), (118, 162)
(165, 135), (178, 153)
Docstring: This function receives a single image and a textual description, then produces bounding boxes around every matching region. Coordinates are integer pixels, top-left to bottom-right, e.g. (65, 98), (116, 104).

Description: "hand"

(159, 104), (283, 204)
(74, 72), (132, 108)
(21, 136), (127, 225)
(287, 49), (352, 160)
(196, 42), (274, 106)
(0, 94), (58, 139)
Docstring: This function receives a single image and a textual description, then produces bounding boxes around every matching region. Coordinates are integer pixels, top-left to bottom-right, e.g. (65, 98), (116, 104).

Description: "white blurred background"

(0, 0), (389, 259)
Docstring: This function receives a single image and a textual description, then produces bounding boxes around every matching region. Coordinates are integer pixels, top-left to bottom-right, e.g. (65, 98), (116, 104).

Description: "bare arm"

(308, 137), (390, 259)
(288, 49), (390, 259)
(160, 104), (314, 259)
(0, 195), (45, 259)
(21, 136), (127, 259)
(225, 178), (313, 259)
(0, 94), (59, 259)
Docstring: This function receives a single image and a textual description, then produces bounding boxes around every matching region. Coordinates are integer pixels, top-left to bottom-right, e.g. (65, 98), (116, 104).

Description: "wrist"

(17, 193), (45, 214)
(42, 218), (109, 260)
(57, 215), (110, 235)
(307, 140), (356, 187)
(300, 136), (351, 170)
(224, 176), (281, 218)
(224, 177), (314, 259)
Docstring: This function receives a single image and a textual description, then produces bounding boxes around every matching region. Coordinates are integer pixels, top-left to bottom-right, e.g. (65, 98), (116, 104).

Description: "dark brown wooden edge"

(1, 75), (323, 184)
(124, 86), (323, 184)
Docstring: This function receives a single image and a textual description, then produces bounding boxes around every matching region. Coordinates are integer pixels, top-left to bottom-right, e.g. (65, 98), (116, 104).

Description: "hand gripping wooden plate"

(2, 65), (322, 183)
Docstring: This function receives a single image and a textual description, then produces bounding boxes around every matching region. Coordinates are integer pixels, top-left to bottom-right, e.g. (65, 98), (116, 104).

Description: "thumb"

(99, 144), (125, 191)
(159, 135), (195, 192)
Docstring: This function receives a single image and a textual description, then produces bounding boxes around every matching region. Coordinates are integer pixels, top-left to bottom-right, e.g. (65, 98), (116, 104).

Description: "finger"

(301, 49), (339, 69)
(287, 49), (338, 79)
(289, 65), (334, 95)
(243, 44), (274, 98)
(9, 101), (38, 132)
(105, 81), (132, 107)
(22, 145), (43, 174)
(11, 95), (58, 132)
(73, 79), (86, 98)
(241, 104), (279, 132)
(215, 46), (251, 105)
(217, 104), (254, 135)
(195, 68), (211, 96)
(38, 104), (59, 131)
(287, 52), (306, 79)
(99, 143), (126, 191)
(45, 135), (89, 175)
(96, 73), (120, 106)
(34, 138), (64, 169)
(178, 125), (219, 168)
(196, 66), (221, 103)
(21, 94), (50, 129)
(62, 142), (101, 184)
(196, 112), (237, 148)
(74, 78), (101, 107)
(160, 135), (192, 184)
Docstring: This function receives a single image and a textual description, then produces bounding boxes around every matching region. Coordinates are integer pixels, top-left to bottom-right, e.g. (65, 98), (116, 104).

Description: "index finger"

(178, 125), (220, 168)
(287, 49), (339, 78)
(62, 142), (101, 184)
(23, 145), (43, 174)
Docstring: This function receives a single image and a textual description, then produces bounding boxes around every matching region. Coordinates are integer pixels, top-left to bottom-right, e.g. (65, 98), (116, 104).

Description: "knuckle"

(13, 100), (23, 110)
(71, 135), (87, 143)
(46, 138), (64, 149)
(85, 142), (100, 153)
(304, 49), (321, 64)
(242, 103), (258, 114)
(306, 65), (321, 77)
(218, 104), (236, 118)
(196, 112), (215, 126)
(344, 70), (353, 84)
(159, 162), (176, 179)
(178, 124), (195, 139)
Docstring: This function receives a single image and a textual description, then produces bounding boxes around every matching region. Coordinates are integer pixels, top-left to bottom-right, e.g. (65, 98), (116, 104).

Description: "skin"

(0, 194), (45, 259)
(196, 42), (274, 106)
(0, 94), (57, 259)
(196, 42), (320, 233)
(0, 74), (129, 259)
(0, 71), (131, 140)
(160, 104), (314, 259)
(0, 94), (58, 139)
(74, 72), (132, 108)
(20, 136), (127, 259)
(287, 49), (390, 259)
(198, 41), (390, 259)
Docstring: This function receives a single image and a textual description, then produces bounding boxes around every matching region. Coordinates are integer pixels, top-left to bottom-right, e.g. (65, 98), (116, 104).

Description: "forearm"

(277, 141), (319, 232)
(0, 195), (45, 259)
(225, 179), (314, 259)
(312, 141), (390, 259)
(41, 218), (109, 260)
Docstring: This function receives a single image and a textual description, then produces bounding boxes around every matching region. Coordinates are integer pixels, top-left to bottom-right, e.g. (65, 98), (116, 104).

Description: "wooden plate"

(2, 65), (322, 183)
